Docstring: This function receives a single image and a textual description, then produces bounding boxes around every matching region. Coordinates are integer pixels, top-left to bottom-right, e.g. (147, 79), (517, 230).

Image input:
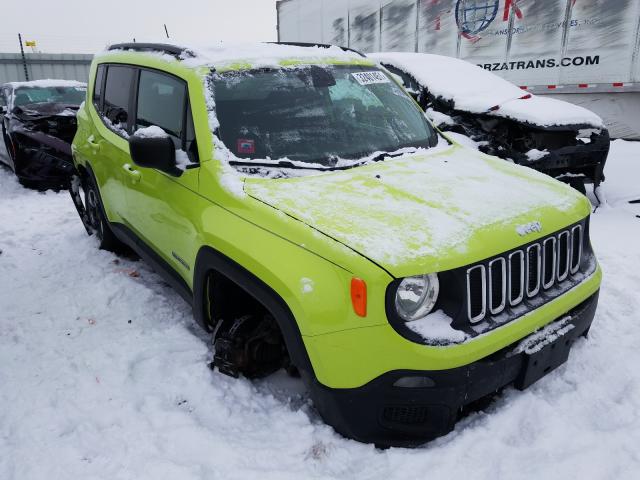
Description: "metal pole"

(631, 4), (640, 82)
(347, 3), (351, 47)
(18, 33), (29, 81)
(415, 0), (421, 52)
(379, 0), (383, 51)
(505, 0), (516, 63)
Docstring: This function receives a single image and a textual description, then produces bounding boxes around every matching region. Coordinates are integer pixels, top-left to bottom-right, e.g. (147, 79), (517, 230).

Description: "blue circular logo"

(455, 0), (500, 36)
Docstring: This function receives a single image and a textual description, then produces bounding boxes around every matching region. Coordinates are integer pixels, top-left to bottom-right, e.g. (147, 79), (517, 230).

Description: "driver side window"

(134, 69), (198, 163)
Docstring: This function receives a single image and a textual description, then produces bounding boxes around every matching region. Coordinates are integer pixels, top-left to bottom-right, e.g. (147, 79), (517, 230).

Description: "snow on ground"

(1, 141), (640, 479)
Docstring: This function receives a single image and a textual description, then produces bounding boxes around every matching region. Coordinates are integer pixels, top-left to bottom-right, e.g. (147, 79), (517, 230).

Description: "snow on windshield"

(210, 64), (437, 169)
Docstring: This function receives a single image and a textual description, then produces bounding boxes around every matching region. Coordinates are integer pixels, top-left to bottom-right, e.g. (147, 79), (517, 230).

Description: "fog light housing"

(393, 376), (436, 388)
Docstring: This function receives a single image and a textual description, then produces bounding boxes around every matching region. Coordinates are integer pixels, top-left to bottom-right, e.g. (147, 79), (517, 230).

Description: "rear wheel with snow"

(70, 170), (125, 252)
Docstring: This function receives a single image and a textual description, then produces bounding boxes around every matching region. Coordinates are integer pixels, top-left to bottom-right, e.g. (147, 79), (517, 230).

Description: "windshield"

(212, 64), (436, 168)
(14, 86), (86, 107)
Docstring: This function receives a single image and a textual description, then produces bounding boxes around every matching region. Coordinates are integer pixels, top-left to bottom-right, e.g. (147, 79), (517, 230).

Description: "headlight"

(394, 274), (439, 322)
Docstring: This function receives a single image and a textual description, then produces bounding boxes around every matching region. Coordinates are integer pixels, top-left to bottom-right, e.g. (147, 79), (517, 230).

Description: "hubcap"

(86, 188), (103, 237)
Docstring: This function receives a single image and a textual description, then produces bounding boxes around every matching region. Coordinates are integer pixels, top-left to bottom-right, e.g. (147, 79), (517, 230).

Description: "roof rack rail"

(107, 43), (196, 60)
(267, 42), (367, 58)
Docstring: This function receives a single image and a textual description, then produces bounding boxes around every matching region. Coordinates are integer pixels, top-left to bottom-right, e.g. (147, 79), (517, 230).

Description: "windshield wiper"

(338, 147), (418, 169)
(229, 160), (332, 171)
(229, 147), (419, 172)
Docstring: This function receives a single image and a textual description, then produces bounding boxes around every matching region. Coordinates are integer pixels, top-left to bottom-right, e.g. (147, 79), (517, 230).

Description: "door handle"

(87, 135), (101, 153)
(123, 163), (141, 184)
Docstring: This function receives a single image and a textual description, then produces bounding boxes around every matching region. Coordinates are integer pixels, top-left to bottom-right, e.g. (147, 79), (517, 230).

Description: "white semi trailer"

(276, 0), (640, 139)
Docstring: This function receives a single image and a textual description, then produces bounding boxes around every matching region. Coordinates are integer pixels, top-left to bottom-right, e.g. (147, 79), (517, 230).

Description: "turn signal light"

(351, 278), (367, 317)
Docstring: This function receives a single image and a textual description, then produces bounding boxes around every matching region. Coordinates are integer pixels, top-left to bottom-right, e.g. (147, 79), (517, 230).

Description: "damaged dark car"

(370, 52), (610, 192)
(0, 80), (86, 188)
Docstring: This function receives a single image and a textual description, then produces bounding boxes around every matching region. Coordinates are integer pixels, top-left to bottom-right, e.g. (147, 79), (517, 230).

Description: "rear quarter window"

(93, 64), (105, 111)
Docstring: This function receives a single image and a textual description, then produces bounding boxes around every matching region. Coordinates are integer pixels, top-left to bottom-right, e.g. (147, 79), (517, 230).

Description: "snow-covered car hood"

(244, 143), (590, 277)
(370, 52), (604, 129)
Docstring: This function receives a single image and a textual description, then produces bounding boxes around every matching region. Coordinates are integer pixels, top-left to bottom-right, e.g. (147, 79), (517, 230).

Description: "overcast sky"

(0, 0), (279, 54)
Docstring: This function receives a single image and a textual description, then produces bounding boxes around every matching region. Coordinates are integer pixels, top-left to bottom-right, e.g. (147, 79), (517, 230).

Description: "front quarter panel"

(196, 162), (394, 337)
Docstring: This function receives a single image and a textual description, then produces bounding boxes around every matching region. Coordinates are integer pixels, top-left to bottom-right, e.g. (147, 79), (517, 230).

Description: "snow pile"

(425, 107), (454, 127)
(1, 141), (640, 479)
(133, 125), (167, 139)
(184, 42), (368, 71)
(100, 115), (129, 139)
(497, 94), (605, 129)
(512, 316), (575, 355)
(102, 41), (368, 72)
(6, 79), (87, 89)
(526, 149), (550, 161)
(406, 310), (467, 345)
(370, 52), (604, 128)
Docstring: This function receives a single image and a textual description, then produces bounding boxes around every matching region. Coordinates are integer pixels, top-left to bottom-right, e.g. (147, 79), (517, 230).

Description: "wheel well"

(193, 246), (314, 379)
(206, 270), (266, 327)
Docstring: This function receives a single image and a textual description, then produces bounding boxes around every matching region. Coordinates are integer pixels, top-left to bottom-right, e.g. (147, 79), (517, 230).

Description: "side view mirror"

(129, 129), (179, 176)
(0, 105), (6, 115)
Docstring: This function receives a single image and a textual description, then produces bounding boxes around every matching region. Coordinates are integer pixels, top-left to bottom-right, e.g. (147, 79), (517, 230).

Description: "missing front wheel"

(211, 314), (289, 379)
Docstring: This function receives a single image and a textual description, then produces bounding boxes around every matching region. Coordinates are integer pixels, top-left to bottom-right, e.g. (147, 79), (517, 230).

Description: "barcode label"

(351, 71), (390, 85)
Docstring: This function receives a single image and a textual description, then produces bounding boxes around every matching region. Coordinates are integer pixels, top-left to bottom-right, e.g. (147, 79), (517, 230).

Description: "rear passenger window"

(93, 64), (105, 111)
(103, 65), (135, 134)
(136, 70), (186, 140)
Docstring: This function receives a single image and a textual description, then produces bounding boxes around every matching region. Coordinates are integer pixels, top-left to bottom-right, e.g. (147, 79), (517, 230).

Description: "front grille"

(466, 225), (583, 324)
(382, 405), (429, 425)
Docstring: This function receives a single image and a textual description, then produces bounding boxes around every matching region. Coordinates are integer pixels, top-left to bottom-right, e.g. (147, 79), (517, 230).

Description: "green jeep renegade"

(70, 42), (601, 447)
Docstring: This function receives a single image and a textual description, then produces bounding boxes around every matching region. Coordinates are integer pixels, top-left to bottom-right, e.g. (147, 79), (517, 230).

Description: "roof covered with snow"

(101, 42), (371, 71)
(370, 52), (604, 128)
(4, 79), (86, 89)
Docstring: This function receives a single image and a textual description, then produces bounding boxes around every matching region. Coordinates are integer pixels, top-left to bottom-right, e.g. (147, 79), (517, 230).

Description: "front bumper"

(525, 130), (610, 186)
(310, 291), (598, 447)
(18, 148), (74, 184)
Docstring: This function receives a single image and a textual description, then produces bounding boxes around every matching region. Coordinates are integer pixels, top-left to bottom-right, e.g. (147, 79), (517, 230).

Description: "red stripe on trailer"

(519, 86), (528, 90)
(613, 82), (624, 87)
(578, 84), (589, 88)
(547, 85), (557, 89)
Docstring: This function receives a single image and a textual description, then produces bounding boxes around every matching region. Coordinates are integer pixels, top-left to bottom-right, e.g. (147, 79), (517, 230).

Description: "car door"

(0, 87), (11, 166)
(123, 67), (201, 278)
(79, 64), (136, 223)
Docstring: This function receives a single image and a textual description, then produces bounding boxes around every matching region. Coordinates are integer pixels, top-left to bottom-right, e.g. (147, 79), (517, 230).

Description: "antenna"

(164, 24), (170, 39)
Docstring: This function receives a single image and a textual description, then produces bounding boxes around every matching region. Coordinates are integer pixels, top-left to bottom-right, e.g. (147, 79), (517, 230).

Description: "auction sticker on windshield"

(351, 71), (390, 85)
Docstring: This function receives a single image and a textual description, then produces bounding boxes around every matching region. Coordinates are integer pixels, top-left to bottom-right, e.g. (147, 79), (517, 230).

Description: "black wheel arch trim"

(193, 246), (315, 378)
